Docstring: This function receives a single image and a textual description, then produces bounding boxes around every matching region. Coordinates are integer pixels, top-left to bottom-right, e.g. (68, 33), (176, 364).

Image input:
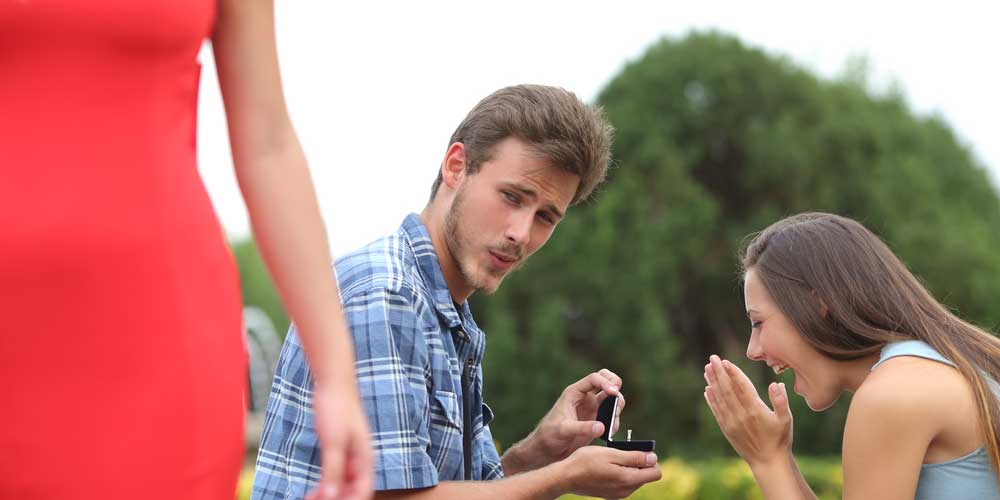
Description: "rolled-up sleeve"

(480, 423), (504, 480)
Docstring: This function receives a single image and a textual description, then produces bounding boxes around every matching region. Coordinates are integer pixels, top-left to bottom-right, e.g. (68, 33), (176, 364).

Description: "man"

(252, 85), (662, 500)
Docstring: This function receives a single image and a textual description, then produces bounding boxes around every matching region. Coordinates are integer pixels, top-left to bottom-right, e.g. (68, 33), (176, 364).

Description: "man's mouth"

(487, 250), (520, 271)
(490, 251), (518, 263)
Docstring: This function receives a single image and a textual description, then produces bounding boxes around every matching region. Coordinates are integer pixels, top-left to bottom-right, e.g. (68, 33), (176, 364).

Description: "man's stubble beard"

(444, 185), (527, 296)
(444, 186), (490, 294)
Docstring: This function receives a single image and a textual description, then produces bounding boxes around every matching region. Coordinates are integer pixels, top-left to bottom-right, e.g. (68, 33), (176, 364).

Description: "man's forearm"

(500, 434), (545, 476)
(375, 462), (567, 500)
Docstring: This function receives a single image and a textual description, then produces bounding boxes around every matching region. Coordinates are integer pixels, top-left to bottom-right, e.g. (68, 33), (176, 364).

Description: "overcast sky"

(196, 0), (999, 256)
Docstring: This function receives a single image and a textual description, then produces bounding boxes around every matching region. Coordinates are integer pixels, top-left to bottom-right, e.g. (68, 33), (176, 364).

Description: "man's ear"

(440, 142), (467, 190)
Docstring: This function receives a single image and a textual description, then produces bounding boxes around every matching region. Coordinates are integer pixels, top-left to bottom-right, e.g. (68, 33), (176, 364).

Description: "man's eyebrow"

(508, 183), (565, 219)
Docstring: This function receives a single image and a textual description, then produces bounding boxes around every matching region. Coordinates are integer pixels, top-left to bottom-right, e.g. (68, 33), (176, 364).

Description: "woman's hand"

(703, 355), (793, 470)
(307, 379), (373, 500)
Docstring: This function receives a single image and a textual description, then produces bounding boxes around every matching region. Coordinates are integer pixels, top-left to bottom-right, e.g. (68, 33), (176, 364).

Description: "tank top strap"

(872, 340), (956, 371)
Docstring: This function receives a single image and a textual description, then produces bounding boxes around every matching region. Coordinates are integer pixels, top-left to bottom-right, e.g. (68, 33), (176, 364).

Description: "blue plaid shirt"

(251, 214), (504, 499)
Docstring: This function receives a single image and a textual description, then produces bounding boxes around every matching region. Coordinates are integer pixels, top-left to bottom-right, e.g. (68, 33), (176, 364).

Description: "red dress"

(0, 1), (246, 498)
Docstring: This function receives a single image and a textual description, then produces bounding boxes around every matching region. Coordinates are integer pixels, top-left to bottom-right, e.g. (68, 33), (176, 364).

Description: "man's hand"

(503, 369), (625, 474)
(554, 446), (662, 499)
(306, 380), (374, 500)
(372, 445), (661, 500)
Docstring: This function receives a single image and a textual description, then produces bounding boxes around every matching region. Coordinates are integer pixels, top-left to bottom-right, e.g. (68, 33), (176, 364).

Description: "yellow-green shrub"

(559, 456), (840, 500)
(237, 456), (842, 500)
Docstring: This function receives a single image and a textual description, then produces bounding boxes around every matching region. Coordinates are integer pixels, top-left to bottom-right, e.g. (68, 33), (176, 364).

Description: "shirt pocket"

(429, 389), (464, 480)
(431, 389), (462, 430)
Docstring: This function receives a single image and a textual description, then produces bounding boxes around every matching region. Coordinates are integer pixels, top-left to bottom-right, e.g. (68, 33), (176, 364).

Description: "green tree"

(473, 31), (1000, 458)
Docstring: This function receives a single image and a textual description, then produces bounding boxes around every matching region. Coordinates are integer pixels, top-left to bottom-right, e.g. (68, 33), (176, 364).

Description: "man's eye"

(537, 212), (554, 224)
(502, 191), (518, 203)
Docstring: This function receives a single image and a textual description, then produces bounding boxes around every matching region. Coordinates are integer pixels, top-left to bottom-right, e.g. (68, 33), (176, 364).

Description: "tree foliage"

(471, 31), (1000, 457)
(232, 31), (1000, 458)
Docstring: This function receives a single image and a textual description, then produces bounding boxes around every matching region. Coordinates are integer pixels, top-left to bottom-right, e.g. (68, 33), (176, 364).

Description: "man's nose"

(505, 211), (532, 246)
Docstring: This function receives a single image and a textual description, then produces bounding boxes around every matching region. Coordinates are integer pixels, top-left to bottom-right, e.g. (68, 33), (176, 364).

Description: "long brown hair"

(742, 212), (1000, 477)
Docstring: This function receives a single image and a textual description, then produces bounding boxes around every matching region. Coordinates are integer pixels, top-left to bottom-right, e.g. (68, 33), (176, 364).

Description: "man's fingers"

(607, 449), (659, 468)
(598, 368), (623, 390)
(561, 419), (605, 439)
(622, 460), (664, 484)
(567, 371), (621, 398)
(614, 393), (627, 413)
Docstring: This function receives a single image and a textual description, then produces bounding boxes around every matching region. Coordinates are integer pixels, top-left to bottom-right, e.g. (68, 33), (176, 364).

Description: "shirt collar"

(400, 213), (466, 331)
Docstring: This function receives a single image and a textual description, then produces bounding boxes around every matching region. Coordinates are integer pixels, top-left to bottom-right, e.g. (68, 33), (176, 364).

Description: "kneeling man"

(252, 84), (661, 500)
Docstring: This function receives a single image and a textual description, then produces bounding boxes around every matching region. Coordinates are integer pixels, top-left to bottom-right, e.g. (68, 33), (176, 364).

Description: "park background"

(200, 2), (1000, 498)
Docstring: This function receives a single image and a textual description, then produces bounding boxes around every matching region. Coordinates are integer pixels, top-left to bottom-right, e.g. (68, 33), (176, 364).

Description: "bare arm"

(212, 1), (372, 498)
(746, 454), (817, 500)
(840, 366), (930, 500)
(788, 456), (818, 500)
(376, 447), (661, 500)
(375, 469), (560, 500)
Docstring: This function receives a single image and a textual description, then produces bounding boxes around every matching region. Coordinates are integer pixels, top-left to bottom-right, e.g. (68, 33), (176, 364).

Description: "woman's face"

(743, 268), (842, 411)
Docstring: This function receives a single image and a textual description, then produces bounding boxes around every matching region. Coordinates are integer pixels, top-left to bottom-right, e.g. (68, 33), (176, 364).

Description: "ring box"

(595, 394), (655, 452)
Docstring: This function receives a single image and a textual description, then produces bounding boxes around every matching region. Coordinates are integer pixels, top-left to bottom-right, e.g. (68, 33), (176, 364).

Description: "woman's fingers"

(709, 355), (743, 414)
(704, 358), (734, 417)
(724, 360), (770, 413)
(704, 386), (730, 429)
(769, 382), (792, 424)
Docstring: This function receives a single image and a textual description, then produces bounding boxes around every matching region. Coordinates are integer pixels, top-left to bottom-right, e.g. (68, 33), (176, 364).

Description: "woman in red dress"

(0, 1), (372, 499)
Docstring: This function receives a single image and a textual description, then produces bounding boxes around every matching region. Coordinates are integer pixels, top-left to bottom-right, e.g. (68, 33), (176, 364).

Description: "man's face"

(444, 137), (579, 295)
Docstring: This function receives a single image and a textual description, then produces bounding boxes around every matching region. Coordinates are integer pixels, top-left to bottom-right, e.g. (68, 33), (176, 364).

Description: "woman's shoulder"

(862, 354), (965, 403)
(852, 354), (969, 435)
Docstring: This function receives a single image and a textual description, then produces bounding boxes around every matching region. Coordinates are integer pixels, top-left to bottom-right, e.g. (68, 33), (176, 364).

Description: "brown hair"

(429, 84), (613, 205)
(742, 212), (1000, 477)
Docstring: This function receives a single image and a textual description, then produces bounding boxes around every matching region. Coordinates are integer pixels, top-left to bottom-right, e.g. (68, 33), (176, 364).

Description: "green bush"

(560, 456), (841, 500)
(236, 456), (841, 500)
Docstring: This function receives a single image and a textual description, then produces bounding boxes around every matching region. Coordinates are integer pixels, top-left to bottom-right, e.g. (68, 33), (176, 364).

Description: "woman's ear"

(812, 290), (829, 318)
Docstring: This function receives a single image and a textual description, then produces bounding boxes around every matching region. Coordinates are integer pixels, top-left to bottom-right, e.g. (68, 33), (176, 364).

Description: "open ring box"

(596, 394), (655, 452)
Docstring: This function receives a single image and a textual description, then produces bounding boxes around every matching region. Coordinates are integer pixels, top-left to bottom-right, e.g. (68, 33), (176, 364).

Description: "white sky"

(196, 0), (1000, 256)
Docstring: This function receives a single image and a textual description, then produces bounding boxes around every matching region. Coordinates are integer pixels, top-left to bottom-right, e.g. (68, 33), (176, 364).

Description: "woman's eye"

(750, 320), (762, 329)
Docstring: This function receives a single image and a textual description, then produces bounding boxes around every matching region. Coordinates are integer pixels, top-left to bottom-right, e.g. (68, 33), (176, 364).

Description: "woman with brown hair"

(704, 212), (1000, 499)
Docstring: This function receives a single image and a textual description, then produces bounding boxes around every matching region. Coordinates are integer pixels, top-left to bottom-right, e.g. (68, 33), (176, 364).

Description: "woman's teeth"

(771, 364), (788, 375)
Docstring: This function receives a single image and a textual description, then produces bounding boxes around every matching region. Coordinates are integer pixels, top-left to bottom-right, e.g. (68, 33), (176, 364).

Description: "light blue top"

(872, 340), (1000, 499)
